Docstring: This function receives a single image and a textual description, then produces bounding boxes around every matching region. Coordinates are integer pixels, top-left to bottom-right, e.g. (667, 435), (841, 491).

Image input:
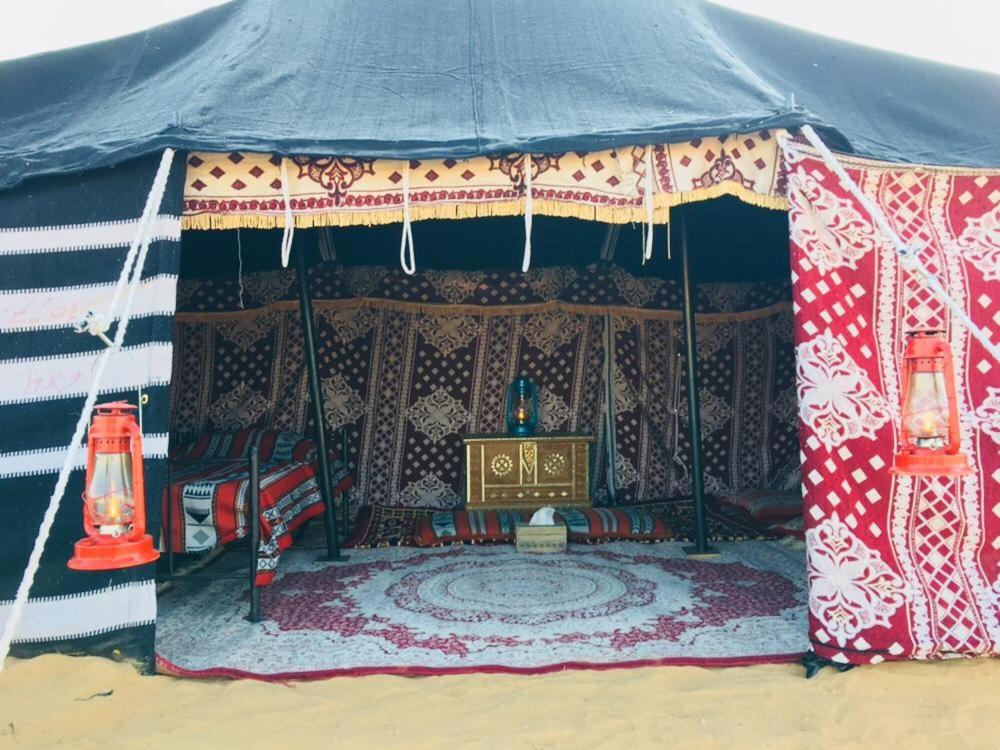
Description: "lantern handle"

(126, 416), (147, 542)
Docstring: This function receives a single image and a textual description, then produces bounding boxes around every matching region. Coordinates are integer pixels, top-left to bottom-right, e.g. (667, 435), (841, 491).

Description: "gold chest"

(463, 433), (593, 509)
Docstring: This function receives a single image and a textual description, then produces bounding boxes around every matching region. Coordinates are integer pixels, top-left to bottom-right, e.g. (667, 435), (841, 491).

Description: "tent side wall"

(0, 155), (185, 669)
(785, 146), (1000, 663)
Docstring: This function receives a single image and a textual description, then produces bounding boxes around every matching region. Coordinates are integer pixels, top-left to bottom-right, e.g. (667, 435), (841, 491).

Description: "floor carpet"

(156, 541), (807, 680)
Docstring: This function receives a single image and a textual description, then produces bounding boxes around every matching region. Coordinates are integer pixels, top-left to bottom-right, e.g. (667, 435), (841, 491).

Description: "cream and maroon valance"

(182, 130), (789, 230)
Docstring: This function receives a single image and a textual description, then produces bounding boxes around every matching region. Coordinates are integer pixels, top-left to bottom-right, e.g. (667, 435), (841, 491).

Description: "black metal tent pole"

(674, 207), (718, 558)
(295, 246), (347, 562)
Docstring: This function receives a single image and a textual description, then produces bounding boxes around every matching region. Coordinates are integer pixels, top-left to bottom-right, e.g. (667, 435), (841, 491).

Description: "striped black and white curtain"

(0, 154), (183, 667)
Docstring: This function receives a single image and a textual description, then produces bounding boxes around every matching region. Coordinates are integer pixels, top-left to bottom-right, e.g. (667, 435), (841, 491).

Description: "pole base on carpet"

(317, 553), (349, 563)
(682, 544), (720, 559)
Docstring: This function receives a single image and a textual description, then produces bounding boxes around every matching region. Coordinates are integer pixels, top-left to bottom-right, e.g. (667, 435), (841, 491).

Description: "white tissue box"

(515, 521), (567, 554)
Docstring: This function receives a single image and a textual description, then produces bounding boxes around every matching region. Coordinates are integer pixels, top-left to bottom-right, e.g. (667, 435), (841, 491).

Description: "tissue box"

(515, 521), (567, 554)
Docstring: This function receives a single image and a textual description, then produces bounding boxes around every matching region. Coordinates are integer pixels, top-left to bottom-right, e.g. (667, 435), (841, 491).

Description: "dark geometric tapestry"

(172, 264), (796, 516)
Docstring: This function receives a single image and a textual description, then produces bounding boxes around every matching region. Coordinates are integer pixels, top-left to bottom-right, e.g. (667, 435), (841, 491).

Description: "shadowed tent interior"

(170, 198), (799, 520)
(180, 199), (792, 279)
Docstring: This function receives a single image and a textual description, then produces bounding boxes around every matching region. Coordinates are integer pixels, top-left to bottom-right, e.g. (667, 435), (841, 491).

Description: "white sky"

(0, 0), (997, 74)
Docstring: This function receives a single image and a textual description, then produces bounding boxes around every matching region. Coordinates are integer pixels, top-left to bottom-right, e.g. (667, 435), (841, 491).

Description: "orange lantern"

(891, 330), (972, 477)
(68, 401), (159, 570)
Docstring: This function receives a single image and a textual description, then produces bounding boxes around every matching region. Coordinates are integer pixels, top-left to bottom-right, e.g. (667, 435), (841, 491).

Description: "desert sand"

(1, 655), (998, 749)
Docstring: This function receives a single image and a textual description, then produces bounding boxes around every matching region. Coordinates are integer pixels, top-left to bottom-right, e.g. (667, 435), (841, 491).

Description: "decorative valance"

(182, 131), (789, 230)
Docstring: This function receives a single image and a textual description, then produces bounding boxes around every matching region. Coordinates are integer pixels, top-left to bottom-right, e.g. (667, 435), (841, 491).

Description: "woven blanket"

(165, 461), (327, 585)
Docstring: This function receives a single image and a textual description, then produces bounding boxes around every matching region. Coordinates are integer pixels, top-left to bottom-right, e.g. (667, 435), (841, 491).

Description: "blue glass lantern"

(506, 376), (538, 436)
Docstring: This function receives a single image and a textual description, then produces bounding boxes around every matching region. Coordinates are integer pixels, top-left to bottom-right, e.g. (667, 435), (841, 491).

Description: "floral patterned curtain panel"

(171, 265), (796, 513)
(783, 137), (1000, 665)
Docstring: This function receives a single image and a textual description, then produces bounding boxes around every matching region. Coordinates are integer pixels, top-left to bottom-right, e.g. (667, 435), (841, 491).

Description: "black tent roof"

(1, 0), (998, 189)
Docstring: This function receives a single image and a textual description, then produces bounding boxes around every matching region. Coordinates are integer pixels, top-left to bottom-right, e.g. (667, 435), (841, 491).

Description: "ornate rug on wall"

(156, 541), (807, 679)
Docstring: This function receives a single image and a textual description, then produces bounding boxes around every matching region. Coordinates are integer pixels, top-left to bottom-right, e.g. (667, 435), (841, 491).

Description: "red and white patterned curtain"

(785, 140), (1000, 664)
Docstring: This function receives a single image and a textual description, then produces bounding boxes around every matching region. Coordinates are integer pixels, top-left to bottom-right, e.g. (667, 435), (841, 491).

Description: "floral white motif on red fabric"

(807, 513), (909, 648)
(788, 170), (884, 274)
(795, 330), (891, 450)
(970, 386), (1000, 445)
(956, 203), (1000, 281)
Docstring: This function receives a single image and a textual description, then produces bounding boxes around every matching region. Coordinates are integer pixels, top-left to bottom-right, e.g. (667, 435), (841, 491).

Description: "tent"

(1, 0), (998, 672)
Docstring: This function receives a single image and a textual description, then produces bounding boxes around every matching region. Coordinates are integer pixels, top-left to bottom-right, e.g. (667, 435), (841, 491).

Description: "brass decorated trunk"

(463, 433), (593, 509)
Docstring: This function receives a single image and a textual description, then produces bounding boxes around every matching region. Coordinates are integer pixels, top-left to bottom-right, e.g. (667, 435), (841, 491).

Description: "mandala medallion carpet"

(156, 542), (807, 680)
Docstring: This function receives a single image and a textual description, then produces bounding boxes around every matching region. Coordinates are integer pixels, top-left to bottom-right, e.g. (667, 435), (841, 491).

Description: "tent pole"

(676, 208), (718, 558)
(295, 247), (347, 562)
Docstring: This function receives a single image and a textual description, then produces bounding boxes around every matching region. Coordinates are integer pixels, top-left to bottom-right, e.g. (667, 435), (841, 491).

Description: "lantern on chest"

(506, 376), (539, 436)
(68, 402), (159, 571)
(891, 330), (971, 477)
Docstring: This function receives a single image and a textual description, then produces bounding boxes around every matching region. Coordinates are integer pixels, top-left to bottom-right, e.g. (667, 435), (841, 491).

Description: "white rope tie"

(667, 210), (672, 260)
(522, 153), (533, 273)
(279, 159), (295, 267)
(399, 161), (416, 275)
(643, 146), (655, 264)
(795, 126), (1000, 364)
(0, 149), (176, 671)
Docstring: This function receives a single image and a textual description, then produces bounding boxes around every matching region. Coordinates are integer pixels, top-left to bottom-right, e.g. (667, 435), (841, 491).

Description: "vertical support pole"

(248, 445), (262, 623)
(165, 462), (174, 577)
(295, 247), (347, 562)
(676, 208), (718, 558)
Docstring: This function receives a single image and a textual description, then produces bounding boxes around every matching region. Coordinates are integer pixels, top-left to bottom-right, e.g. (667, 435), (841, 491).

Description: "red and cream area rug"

(156, 542), (807, 680)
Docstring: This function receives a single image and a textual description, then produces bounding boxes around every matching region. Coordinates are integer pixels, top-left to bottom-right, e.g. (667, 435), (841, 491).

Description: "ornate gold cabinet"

(463, 433), (593, 509)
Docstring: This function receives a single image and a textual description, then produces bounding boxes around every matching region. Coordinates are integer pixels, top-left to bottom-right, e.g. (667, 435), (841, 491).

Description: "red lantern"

(68, 401), (159, 571)
(892, 330), (972, 477)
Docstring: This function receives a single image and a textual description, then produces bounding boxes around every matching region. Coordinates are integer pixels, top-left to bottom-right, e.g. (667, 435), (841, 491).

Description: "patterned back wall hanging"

(171, 265), (797, 515)
(782, 136), (1000, 666)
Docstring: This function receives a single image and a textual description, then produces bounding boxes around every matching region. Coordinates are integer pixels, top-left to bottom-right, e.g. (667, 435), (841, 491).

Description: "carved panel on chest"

(463, 434), (593, 509)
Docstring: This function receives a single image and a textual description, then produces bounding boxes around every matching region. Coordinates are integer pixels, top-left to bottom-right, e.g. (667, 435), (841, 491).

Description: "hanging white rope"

(522, 154), (533, 273)
(0, 149), (176, 671)
(399, 161), (416, 275)
(279, 159), (295, 267)
(643, 146), (655, 264)
(666, 210), (672, 260)
(796, 126), (1000, 364)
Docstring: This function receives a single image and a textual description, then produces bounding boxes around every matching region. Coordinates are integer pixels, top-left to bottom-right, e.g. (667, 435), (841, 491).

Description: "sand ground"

(1, 654), (998, 749)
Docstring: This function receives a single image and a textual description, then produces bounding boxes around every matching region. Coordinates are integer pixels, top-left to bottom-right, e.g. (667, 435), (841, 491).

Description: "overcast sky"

(1, 0), (997, 74)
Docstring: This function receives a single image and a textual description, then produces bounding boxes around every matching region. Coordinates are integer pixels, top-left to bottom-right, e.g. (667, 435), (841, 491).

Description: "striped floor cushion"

(415, 507), (673, 546)
(766, 516), (805, 540)
(716, 489), (803, 523)
(556, 507), (673, 543)
(343, 504), (429, 548)
(415, 509), (532, 546)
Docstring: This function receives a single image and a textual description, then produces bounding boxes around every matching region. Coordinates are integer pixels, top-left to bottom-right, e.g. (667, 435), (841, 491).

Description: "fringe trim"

(181, 186), (787, 230)
(176, 299), (793, 324)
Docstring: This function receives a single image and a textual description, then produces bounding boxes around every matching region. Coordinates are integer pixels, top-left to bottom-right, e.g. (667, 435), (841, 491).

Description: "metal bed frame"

(163, 426), (350, 624)
(162, 247), (352, 623)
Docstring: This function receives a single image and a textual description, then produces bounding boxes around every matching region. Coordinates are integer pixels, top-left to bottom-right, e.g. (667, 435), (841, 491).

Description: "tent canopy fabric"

(1, 0), (999, 190)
